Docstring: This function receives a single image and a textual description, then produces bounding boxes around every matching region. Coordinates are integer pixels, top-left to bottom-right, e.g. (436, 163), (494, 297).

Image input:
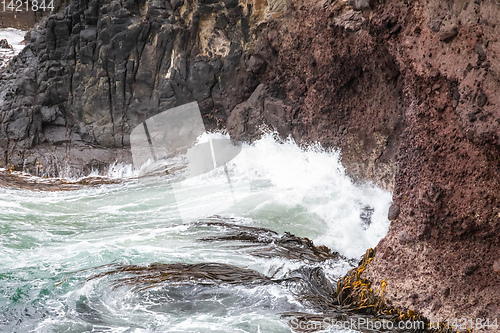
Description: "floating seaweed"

(277, 266), (337, 312)
(0, 168), (127, 191)
(198, 221), (340, 262)
(79, 224), (460, 333)
(197, 221), (280, 244)
(86, 262), (274, 290)
(328, 248), (460, 333)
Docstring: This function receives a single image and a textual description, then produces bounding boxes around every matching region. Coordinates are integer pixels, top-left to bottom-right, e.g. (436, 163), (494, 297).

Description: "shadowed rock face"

(0, 0), (499, 325)
(0, 0), (269, 174)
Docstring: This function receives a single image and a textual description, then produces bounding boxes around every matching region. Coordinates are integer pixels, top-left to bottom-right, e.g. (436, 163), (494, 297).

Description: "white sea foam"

(203, 133), (391, 258)
(128, 132), (391, 258)
(0, 28), (26, 68)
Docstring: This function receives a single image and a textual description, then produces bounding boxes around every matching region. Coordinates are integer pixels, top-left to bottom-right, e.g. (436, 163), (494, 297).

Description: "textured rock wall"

(362, 0), (500, 323)
(0, 0), (276, 174)
(227, 0), (500, 320)
(0, 0), (499, 324)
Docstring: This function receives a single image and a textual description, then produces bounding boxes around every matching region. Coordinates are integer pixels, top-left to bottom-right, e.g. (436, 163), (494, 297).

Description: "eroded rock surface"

(1, 0), (268, 174)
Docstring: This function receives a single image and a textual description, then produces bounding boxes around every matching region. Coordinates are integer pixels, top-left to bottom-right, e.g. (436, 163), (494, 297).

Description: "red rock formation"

(229, 0), (500, 324)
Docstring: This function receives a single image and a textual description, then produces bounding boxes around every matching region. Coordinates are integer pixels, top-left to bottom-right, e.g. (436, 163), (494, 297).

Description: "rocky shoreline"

(0, 0), (498, 328)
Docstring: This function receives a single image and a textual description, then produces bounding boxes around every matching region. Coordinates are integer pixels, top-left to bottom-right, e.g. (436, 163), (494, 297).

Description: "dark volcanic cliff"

(0, 0), (499, 326)
(0, 0), (262, 174)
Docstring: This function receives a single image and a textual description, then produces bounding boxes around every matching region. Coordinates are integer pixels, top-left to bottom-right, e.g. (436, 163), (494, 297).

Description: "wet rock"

(388, 203), (400, 220)
(263, 98), (293, 136)
(227, 83), (294, 141)
(40, 106), (59, 124)
(428, 20), (442, 33)
(494, 260), (500, 275)
(6, 109), (31, 139)
(442, 287), (450, 298)
(397, 231), (414, 245)
(9, 156), (24, 169)
(42, 127), (72, 145)
(389, 24), (402, 36)
(227, 84), (268, 141)
(468, 112), (477, 122)
(0, 39), (12, 49)
(475, 43), (487, 62)
(246, 55), (267, 74)
(438, 26), (458, 43)
(416, 224), (430, 240)
(462, 263), (479, 276)
(476, 91), (487, 107)
(360, 205), (374, 227)
(0, 0), (261, 174)
(187, 61), (216, 102)
(434, 99), (447, 113)
(333, 10), (365, 32)
(348, 0), (369, 10)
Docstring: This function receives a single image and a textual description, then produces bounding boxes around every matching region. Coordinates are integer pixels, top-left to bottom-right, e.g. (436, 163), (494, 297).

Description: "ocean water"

(0, 28), (26, 68)
(0, 134), (392, 332)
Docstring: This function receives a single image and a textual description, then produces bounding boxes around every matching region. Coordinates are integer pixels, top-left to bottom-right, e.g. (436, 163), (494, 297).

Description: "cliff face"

(362, 0), (500, 322)
(1, 0), (270, 174)
(228, 0), (500, 320)
(1, 0), (499, 324)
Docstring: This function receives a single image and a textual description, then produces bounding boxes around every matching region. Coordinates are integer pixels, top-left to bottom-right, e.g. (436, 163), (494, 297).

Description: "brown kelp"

(86, 262), (274, 290)
(336, 248), (384, 313)
(0, 168), (126, 191)
(81, 225), (459, 333)
(198, 221), (340, 262)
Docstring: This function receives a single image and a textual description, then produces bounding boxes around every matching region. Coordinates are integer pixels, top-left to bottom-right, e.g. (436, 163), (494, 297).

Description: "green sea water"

(0, 135), (391, 332)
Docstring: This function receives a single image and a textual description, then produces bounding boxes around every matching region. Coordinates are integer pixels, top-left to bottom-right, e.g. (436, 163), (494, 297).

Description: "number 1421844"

(1, 0), (54, 12)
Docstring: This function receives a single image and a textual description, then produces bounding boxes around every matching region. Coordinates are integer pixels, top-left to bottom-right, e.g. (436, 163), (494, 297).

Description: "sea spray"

(0, 134), (392, 332)
(225, 133), (392, 258)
